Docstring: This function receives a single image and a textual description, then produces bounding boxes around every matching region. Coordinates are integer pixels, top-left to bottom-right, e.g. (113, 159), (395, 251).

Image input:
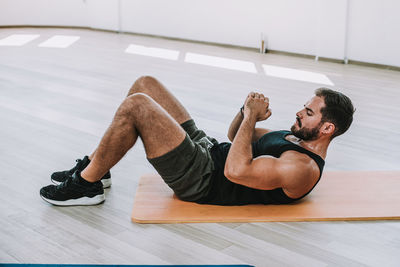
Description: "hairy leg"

(127, 76), (192, 124)
(89, 76), (191, 160)
(82, 93), (186, 182)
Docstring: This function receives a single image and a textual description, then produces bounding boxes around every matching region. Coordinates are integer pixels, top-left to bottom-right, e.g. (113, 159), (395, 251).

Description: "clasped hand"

(243, 92), (272, 121)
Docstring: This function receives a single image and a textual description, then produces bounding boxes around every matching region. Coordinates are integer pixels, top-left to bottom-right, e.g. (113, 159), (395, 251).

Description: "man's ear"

(321, 122), (335, 136)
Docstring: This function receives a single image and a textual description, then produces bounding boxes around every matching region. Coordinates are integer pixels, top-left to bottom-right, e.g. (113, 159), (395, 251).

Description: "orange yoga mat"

(131, 171), (400, 223)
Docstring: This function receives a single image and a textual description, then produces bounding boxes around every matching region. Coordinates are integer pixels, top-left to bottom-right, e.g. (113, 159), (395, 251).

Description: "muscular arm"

(227, 109), (271, 142)
(225, 115), (258, 178)
(226, 151), (319, 198)
(225, 92), (271, 180)
(224, 92), (319, 198)
(227, 110), (244, 142)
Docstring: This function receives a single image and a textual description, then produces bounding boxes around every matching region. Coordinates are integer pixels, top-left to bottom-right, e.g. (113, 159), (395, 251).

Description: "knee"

(137, 75), (157, 85)
(119, 93), (152, 116)
(130, 75), (158, 93)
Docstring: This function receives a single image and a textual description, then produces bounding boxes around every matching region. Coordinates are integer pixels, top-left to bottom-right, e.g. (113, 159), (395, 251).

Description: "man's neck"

(301, 139), (330, 159)
(286, 135), (330, 159)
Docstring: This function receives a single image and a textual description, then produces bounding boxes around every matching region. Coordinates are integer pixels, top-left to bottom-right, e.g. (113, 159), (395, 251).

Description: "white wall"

(120, 0), (346, 58)
(0, 0), (399, 67)
(87, 0), (119, 31)
(0, 0), (88, 27)
(121, 0), (265, 49)
(347, 0), (400, 67)
(315, 0), (347, 60)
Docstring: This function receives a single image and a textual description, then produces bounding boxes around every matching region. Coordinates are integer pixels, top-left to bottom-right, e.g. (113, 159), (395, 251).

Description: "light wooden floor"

(0, 27), (399, 266)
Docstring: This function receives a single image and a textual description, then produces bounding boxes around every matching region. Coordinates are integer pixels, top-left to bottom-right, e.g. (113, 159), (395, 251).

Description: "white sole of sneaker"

(40, 194), (105, 206)
(52, 178), (111, 189)
(101, 178), (112, 188)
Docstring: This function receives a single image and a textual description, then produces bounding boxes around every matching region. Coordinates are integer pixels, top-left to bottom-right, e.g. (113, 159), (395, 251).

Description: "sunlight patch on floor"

(38, 35), (80, 48)
(0, 34), (40, 46)
(185, 52), (257, 73)
(125, 44), (180, 60)
(263, 64), (334, 86)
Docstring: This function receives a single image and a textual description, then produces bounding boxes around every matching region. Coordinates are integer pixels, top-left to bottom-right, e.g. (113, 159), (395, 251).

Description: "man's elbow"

(224, 165), (245, 181)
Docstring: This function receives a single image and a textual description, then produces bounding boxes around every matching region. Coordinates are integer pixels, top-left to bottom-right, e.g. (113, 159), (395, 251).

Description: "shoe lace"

(57, 173), (95, 194)
(68, 158), (84, 174)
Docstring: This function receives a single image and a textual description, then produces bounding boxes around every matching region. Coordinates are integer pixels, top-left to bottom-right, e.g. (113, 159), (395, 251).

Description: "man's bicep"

(240, 156), (303, 190)
(231, 156), (283, 190)
(228, 154), (316, 197)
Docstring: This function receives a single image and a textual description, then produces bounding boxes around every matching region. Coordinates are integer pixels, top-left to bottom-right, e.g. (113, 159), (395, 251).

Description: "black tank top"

(198, 130), (325, 205)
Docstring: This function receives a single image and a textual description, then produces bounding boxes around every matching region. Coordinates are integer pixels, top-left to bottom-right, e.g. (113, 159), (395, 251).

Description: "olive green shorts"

(147, 119), (218, 202)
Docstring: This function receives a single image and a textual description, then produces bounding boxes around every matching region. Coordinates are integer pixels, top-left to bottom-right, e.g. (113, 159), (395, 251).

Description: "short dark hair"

(315, 88), (355, 139)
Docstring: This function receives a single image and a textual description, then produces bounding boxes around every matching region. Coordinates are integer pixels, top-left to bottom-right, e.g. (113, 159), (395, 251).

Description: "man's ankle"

(79, 170), (99, 185)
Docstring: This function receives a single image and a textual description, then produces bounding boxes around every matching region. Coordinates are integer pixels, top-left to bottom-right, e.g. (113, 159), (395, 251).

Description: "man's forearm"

(225, 115), (256, 177)
(227, 110), (244, 141)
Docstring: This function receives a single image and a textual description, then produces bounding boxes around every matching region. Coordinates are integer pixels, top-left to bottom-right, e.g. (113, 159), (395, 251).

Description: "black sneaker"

(51, 156), (112, 188)
(40, 171), (105, 206)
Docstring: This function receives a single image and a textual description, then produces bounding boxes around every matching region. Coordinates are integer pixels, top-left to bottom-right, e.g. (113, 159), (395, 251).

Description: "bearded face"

(290, 118), (322, 141)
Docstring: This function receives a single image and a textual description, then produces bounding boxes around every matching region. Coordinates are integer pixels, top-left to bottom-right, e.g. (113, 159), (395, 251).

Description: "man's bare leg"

(82, 92), (187, 182)
(88, 76), (191, 160)
(127, 76), (192, 123)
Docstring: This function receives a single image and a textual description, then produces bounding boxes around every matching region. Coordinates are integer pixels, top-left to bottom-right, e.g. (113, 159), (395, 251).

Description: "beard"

(290, 123), (322, 141)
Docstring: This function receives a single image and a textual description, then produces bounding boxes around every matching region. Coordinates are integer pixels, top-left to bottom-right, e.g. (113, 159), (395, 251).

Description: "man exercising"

(40, 76), (355, 206)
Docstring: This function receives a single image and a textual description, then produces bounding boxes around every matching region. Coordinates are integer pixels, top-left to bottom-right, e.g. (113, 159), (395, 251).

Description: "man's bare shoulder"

(278, 150), (321, 198)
